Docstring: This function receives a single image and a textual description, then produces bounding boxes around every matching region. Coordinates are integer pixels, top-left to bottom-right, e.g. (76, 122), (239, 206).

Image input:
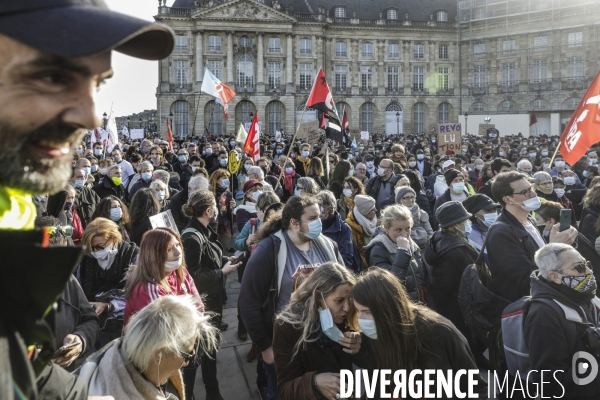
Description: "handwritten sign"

(296, 121), (320, 139)
(360, 131), (370, 141)
(478, 124), (495, 137)
(437, 123), (462, 153)
(130, 128), (144, 140)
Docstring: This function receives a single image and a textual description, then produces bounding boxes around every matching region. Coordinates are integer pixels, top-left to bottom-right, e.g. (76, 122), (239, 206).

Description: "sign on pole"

(130, 128), (145, 140)
(296, 120), (320, 144)
(478, 124), (495, 137)
(360, 131), (370, 141)
(437, 123), (462, 153)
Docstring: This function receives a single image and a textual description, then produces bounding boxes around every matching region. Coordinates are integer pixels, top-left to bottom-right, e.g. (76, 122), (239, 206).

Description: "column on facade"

(351, 39), (359, 90)
(403, 40), (411, 92)
(378, 40), (385, 92)
(257, 33), (264, 85)
(286, 34), (293, 85)
(195, 31), (203, 83)
(227, 32), (234, 85)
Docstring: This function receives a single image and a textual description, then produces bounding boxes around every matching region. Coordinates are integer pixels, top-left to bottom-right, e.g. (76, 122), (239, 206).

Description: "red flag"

(342, 105), (349, 133)
(560, 71), (600, 165)
(166, 118), (173, 151)
(307, 68), (342, 142)
(244, 113), (260, 162)
(529, 110), (538, 127)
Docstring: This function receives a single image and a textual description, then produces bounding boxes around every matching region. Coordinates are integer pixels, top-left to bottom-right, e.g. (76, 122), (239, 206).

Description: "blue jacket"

(322, 212), (362, 272)
(234, 218), (261, 252)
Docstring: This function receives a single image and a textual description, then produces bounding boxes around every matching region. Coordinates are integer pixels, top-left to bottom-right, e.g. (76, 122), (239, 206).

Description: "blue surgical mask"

(276, 149), (283, 154)
(179, 155), (187, 163)
(583, 170), (589, 178)
(94, 149), (102, 156)
(74, 179), (85, 189)
(221, 179), (230, 188)
(230, 141), (235, 147)
(305, 218), (322, 239)
(564, 176), (576, 186)
(319, 293), (345, 342)
(294, 188), (301, 196)
(220, 158), (228, 166)
(482, 213), (497, 227)
(91, 165), (98, 173)
(109, 207), (123, 222)
(358, 319), (377, 339)
(142, 172), (152, 181)
(244, 164), (252, 171)
(82, 167), (91, 176)
(417, 154), (424, 160)
(157, 191), (165, 201)
(302, 150), (310, 158)
(462, 221), (472, 237)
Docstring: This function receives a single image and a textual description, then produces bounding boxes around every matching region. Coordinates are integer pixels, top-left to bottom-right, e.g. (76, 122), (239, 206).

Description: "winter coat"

(346, 211), (369, 267)
(365, 174), (402, 214)
(423, 231), (478, 339)
(74, 186), (101, 228)
(92, 177), (126, 201)
(131, 218), (153, 247)
(322, 212), (363, 273)
(410, 207), (434, 249)
(433, 188), (471, 214)
(168, 187), (190, 233)
(525, 271), (600, 399)
(128, 178), (150, 200)
(580, 205), (600, 244)
(364, 233), (425, 302)
(234, 203), (258, 233)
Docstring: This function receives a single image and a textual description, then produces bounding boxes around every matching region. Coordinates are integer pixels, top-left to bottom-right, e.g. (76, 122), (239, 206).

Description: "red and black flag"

(307, 68), (343, 142)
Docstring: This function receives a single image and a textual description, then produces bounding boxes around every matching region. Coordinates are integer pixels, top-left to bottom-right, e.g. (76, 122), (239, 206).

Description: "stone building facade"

(115, 109), (158, 133)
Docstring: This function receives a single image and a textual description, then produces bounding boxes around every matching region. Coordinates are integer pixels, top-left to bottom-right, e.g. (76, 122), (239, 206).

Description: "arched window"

(205, 100), (224, 135)
(439, 103), (450, 123)
(531, 99), (550, 110)
(361, 102), (375, 133)
(266, 101), (284, 135)
(235, 100), (255, 128)
(385, 102), (403, 135)
(498, 100), (517, 112)
(470, 102), (486, 112)
(172, 100), (189, 138)
(387, 9), (397, 20)
(413, 103), (425, 133)
(562, 97), (580, 110)
(237, 53), (254, 88)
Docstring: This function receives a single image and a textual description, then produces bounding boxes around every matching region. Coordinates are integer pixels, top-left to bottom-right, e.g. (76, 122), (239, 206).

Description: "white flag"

(122, 126), (129, 137)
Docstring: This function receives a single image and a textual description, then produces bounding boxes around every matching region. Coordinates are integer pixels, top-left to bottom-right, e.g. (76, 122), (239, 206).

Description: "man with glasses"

(354, 162), (369, 186)
(365, 158), (402, 215)
(487, 171), (577, 302)
(523, 243), (600, 398)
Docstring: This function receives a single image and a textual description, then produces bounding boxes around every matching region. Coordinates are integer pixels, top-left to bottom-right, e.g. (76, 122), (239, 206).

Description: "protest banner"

(130, 128), (145, 140)
(437, 123), (462, 153)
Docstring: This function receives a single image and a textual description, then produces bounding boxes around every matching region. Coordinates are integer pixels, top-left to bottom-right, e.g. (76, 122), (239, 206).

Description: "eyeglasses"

(512, 186), (534, 197)
(179, 348), (196, 362)
(560, 260), (591, 275)
(92, 238), (111, 252)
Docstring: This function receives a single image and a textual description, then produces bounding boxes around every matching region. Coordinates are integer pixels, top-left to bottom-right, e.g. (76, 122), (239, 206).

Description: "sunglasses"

(179, 349), (196, 362)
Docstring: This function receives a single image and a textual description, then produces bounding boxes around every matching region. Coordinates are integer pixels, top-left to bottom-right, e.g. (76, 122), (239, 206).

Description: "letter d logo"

(572, 351), (599, 385)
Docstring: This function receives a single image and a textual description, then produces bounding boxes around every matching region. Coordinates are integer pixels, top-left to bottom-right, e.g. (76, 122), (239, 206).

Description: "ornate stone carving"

(272, 0), (281, 11)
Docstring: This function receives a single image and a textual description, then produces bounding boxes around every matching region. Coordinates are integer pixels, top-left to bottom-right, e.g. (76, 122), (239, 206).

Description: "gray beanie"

(354, 195), (376, 216)
(395, 186), (416, 204)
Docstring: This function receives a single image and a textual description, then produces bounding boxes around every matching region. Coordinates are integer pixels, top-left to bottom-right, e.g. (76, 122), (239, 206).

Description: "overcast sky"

(96, 0), (169, 119)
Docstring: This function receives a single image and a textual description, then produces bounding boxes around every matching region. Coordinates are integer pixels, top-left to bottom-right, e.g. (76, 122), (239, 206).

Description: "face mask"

(76, 149), (83, 155)
(230, 141), (235, 147)
(113, 156), (122, 164)
(452, 182), (465, 193)
(251, 190), (262, 201)
(109, 207), (123, 222)
(375, 150), (380, 154)
(318, 293), (345, 342)
(583, 170), (589, 178)
(99, 168), (107, 175)
(74, 179), (85, 189)
(64, 201), (73, 210)
(157, 191), (165, 201)
(564, 176), (575, 186)
(302, 150), (310, 158)
(164, 258), (182, 273)
(276, 149), (283, 154)
(243, 164), (252, 172)
(94, 149), (102, 156)
(91, 165), (98, 173)
(142, 172), (152, 181)
(481, 213), (497, 227)
(82, 167), (91, 176)
(529, 153), (537, 158)
(191, 166), (198, 172)
(475, 164), (483, 170)
(366, 161), (374, 168)
(220, 158), (228, 166)
(210, 207), (218, 222)
(285, 167), (294, 174)
(541, 151), (549, 157)
(543, 163), (550, 169)
(179, 155), (187, 163)
(92, 245), (118, 270)
(294, 188), (301, 196)
(590, 158), (598, 165)
(555, 161), (565, 168)
(358, 319), (377, 339)
(111, 177), (122, 186)
(221, 179), (230, 188)
(498, 151), (505, 157)
(377, 167), (386, 177)
(417, 154), (424, 161)
(462, 221), (472, 237)
(408, 161), (416, 168)
(304, 218), (322, 239)
(517, 196), (541, 212)
(462, 148), (468, 153)
(204, 147), (213, 155)
(560, 273), (597, 295)
(554, 188), (565, 197)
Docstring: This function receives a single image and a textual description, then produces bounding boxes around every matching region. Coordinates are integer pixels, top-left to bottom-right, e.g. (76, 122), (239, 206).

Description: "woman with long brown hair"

(209, 168), (235, 252)
(352, 268), (486, 398)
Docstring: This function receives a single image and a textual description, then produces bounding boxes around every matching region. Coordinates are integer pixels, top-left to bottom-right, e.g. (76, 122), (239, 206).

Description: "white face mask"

(377, 167), (386, 177)
(285, 167), (294, 174)
(452, 182), (465, 193)
(554, 188), (565, 197)
(343, 189), (353, 198)
(408, 161), (416, 168)
(358, 318), (377, 339)
(92, 245), (118, 270)
(164, 258), (182, 272)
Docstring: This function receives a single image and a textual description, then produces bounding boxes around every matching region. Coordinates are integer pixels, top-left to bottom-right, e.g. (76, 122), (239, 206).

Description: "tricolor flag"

(244, 113), (260, 162)
(560, 71), (600, 165)
(201, 68), (236, 120)
(306, 68), (343, 142)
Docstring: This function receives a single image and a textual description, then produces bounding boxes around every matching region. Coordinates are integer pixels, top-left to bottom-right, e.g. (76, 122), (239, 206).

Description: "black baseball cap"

(0, 0), (174, 60)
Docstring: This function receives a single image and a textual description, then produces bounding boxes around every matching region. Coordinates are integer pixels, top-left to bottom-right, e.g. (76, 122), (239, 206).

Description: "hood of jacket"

(423, 231), (468, 265)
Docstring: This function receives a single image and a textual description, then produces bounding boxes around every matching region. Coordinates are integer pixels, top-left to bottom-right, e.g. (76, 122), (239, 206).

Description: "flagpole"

(548, 142), (562, 168)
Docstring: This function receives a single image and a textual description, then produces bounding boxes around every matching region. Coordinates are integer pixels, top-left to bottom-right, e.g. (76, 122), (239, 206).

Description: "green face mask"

(111, 177), (122, 186)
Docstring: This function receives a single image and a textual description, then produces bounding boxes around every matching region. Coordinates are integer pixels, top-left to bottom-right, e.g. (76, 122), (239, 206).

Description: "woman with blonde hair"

(273, 262), (362, 400)
(79, 217), (139, 344)
(209, 168), (235, 252)
(149, 179), (171, 212)
(306, 157), (326, 189)
(363, 204), (426, 302)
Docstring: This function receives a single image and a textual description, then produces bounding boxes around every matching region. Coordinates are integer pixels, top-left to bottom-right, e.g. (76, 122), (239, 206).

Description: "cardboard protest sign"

(437, 123), (462, 153)
(478, 124), (495, 137)
(296, 121), (320, 140)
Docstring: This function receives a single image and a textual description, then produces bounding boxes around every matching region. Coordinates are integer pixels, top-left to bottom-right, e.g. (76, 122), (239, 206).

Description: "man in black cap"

(433, 168), (471, 213)
(462, 194), (500, 251)
(0, 1), (174, 399)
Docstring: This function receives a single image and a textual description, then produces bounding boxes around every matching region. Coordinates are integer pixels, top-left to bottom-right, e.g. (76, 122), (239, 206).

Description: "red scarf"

(283, 169), (296, 192)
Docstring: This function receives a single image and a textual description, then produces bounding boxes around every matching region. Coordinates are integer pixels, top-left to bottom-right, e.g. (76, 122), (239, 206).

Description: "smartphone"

(559, 209), (572, 232)
(53, 341), (81, 358)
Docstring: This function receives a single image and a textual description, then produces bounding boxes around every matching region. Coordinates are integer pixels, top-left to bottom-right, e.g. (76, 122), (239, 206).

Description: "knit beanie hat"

(354, 195), (376, 216)
(395, 186), (416, 204)
(444, 168), (461, 185)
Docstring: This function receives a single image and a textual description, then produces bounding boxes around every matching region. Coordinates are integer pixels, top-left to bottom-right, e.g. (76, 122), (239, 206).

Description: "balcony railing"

(170, 83), (192, 92)
(167, 7), (191, 16)
(333, 87), (348, 95)
(386, 88), (404, 95)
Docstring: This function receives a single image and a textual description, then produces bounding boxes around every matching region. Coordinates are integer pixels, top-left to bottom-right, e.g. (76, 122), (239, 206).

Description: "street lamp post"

(396, 111), (400, 135)
(464, 112), (469, 136)
(102, 112), (108, 129)
(126, 117), (130, 139)
(169, 112), (176, 140)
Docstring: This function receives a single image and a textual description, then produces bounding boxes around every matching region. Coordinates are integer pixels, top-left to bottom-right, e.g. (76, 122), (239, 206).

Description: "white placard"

(149, 210), (180, 236)
(130, 128), (145, 140)
(360, 131), (370, 141)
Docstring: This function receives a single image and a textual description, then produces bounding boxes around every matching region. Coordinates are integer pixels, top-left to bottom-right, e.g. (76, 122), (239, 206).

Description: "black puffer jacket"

(423, 231), (478, 339)
(74, 186), (100, 228)
(363, 234), (425, 302)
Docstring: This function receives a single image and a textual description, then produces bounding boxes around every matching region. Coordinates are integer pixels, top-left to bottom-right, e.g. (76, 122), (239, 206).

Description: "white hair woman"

(273, 262), (361, 400)
(149, 179), (170, 212)
(78, 295), (218, 400)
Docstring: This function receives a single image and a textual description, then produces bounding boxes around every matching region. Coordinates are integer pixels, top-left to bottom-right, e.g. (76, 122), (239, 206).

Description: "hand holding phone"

(53, 341), (81, 358)
(559, 209), (572, 232)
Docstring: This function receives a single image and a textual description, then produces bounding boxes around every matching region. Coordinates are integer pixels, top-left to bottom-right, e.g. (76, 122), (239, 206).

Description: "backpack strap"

(181, 228), (207, 246)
